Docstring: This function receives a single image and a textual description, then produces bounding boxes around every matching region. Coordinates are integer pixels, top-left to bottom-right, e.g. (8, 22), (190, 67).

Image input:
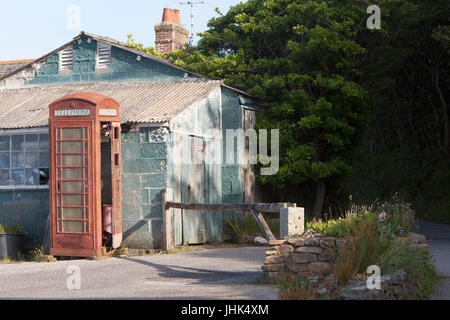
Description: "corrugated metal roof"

(0, 60), (34, 78)
(0, 80), (222, 129)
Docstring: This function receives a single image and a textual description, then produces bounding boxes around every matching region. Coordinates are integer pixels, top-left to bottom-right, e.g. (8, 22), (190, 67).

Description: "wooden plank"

(187, 136), (207, 244)
(243, 109), (256, 204)
(162, 188), (174, 250)
(249, 209), (276, 241)
(172, 133), (184, 246)
(165, 202), (295, 213)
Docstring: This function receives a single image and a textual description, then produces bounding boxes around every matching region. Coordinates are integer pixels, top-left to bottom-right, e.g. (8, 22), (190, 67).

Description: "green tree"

(166, 0), (370, 217)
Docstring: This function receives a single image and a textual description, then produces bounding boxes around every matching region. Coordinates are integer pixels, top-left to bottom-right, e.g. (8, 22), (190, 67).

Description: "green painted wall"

(28, 36), (196, 85)
(121, 127), (169, 248)
(0, 190), (49, 248)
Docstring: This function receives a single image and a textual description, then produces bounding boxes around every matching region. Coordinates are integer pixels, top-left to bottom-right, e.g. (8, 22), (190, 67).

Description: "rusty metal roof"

(0, 60), (34, 78)
(0, 80), (222, 129)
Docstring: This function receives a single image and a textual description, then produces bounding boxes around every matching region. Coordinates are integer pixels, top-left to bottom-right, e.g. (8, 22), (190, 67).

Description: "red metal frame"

(48, 93), (121, 257)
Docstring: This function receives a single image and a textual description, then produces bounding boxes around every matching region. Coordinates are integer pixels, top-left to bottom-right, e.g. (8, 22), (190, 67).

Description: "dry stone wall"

(262, 232), (430, 300)
(262, 236), (346, 280)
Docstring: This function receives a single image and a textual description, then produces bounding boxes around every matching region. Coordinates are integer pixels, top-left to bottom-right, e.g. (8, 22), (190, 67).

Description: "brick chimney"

(155, 8), (189, 54)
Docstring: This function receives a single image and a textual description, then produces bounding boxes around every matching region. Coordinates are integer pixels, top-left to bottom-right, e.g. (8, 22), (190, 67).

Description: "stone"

(391, 269), (407, 285)
(268, 239), (287, 246)
(261, 263), (284, 272)
(309, 261), (332, 274)
(264, 255), (284, 265)
(263, 272), (281, 280)
(304, 238), (320, 246)
(295, 246), (322, 254)
(254, 236), (268, 245)
(39, 255), (56, 262)
(287, 237), (305, 246)
(336, 238), (349, 249)
(316, 288), (329, 295)
(286, 262), (310, 273)
(407, 232), (426, 244)
(302, 229), (320, 238)
(318, 252), (334, 262)
(320, 237), (336, 248)
(292, 252), (317, 264)
(278, 244), (294, 254)
(265, 249), (278, 256)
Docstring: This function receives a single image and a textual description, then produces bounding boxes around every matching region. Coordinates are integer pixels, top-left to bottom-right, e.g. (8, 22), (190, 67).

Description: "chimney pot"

(162, 8), (181, 25)
(155, 8), (189, 54)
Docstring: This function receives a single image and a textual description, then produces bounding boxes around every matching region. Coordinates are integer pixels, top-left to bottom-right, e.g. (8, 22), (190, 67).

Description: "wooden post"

(249, 209), (276, 241)
(162, 188), (174, 251)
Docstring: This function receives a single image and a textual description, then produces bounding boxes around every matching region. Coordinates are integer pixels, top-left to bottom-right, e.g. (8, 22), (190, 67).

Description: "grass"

(0, 247), (54, 263)
(279, 197), (437, 299)
(278, 276), (321, 300)
(334, 216), (391, 285)
(306, 197), (415, 238)
(378, 245), (438, 299)
(224, 213), (279, 244)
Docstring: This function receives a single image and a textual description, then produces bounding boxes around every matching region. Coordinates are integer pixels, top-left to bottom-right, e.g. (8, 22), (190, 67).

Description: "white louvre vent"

(97, 42), (111, 69)
(60, 46), (74, 71)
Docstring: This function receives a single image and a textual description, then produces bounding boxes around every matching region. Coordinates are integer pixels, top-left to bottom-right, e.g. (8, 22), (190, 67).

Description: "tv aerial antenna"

(180, 1), (205, 46)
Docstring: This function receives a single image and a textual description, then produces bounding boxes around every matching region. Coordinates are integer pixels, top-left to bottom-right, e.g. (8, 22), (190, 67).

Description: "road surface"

(0, 246), (278, 299)
(417, 222), (450, 300)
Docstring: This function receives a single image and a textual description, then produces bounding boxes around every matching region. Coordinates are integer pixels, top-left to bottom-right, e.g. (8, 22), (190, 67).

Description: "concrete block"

(140, 143), (167, 159)
(280, 207), (304, 238)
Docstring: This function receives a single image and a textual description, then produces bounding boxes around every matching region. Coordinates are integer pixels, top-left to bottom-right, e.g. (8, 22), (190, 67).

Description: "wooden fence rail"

(162, 188), (303, 250)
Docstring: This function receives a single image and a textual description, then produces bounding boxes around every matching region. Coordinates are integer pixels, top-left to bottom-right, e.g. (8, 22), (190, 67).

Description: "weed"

(224, 214), (279, 244)
(0, 224), (25, 235)
(113, 246), (129, 257)
(378, 245), (438, 299)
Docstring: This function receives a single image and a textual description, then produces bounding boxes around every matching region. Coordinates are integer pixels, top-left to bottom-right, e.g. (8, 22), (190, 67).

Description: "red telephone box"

(48, 93), (122, 257)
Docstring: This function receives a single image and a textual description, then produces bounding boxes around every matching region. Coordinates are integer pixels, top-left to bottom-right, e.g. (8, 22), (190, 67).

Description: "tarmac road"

(417, 222), (450, 300)
(0, 246), (278, 300)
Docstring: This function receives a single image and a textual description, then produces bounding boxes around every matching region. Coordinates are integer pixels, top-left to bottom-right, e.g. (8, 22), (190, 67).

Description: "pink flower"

(378, 212), (386, 221)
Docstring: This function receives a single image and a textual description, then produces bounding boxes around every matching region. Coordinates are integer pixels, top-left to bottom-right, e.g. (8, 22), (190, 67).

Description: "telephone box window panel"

(0, 134), (49, 186)
(56, 127), (89, 234)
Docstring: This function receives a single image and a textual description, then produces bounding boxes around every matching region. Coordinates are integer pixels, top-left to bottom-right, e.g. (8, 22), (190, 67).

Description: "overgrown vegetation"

(306, 196), (415, 238)
(0, 224), (25, 234)
(128, 0), (449, 223)
(0, 247), (54, 263)
(379, 245), (438, 299)
(224, 214), (279, 243)
(279, 202), (438, 299)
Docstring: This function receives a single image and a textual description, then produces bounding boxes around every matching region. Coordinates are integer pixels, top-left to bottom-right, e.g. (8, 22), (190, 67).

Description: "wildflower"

(378, 211), (386, 221)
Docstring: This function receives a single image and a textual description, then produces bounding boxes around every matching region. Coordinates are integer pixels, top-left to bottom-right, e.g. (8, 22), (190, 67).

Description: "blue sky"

(0, 0), (243, 61)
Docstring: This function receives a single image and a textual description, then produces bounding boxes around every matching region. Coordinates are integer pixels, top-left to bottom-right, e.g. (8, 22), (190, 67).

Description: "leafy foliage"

(128, 0), (449, 222)
(0, 224), (25, 235)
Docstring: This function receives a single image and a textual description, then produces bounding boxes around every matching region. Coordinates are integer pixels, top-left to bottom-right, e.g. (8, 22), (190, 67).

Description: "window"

(60, 45), (74, 71)
(96, 42), (111, 69)
(56, 127), (89, 233)
(0, 133), (49, 187)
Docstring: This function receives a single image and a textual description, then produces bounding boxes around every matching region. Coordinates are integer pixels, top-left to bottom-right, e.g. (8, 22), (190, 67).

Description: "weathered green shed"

(0, 32), (258, 249)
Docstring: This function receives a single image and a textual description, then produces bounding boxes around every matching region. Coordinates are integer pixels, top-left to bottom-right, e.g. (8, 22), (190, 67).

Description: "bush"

(0, 224), (25, 235)
(378, 245), (438, 299)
